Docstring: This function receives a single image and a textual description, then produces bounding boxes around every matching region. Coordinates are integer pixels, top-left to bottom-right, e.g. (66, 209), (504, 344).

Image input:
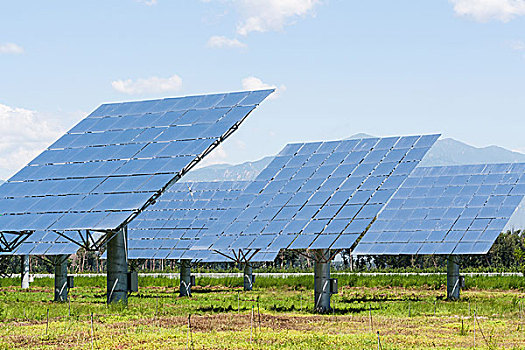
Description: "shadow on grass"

(195, 304), (236, 313)
(339, 295), (426, 303)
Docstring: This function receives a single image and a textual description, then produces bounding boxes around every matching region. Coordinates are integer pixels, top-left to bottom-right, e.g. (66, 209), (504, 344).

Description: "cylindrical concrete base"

(107, 227), (128, 304)
(447, 255), (460, 300)
(21, 255), (30, 289)
(243, 264), (253, 291)
(314, 249), (331, 314)
(54, 255), (68, 302)
(179, 260), (191, 297)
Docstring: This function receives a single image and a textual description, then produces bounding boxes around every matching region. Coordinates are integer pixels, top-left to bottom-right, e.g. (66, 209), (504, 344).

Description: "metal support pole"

(20, 255), (30, 289)
(243, 263), (253, 291)
(54, 255), (68, 302)
(179, 260), (191, 297)
(314, 249), (331, 313)
(106, 226), (128, 304)
(447, 255), (460, 300)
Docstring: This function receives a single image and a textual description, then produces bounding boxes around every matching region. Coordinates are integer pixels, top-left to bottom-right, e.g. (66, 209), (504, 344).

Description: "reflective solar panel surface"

(354, 163), (525, 256)
(0, 90), (273, 239)
(197, 135), (439, 256)
(123, 181), (254, 261)
(1, 231), (80, 256)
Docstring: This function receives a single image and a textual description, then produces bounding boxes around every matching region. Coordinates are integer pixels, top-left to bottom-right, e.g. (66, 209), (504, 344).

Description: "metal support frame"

(210, 250), (259, 291)
(20, 255), (30, 289)
(106, 226), (128, 304)
(297, 248), (342, 263)
(179, 260), (192, 297)
(0, 231), (33, 253)
(53, 255), (69, 302)
(243, 263), (253, 291)
(313, 249), (332, 314)
(447, 255), (461, 300)
(51, 229), (112, 252)
(214, 248), (260, 264)
(31, 255), (72, 302)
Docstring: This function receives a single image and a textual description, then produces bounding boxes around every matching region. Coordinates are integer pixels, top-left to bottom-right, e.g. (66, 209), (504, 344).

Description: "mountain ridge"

(182, 135), (525, 182)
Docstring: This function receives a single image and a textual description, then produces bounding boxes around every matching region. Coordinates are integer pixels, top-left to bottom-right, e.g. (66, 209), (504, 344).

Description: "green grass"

(7, 272), (525, 291)
(1, 274), (525, 349)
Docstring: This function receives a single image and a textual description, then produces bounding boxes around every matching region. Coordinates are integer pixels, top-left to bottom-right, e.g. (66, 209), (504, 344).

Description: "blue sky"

(1, 0), (525, 179)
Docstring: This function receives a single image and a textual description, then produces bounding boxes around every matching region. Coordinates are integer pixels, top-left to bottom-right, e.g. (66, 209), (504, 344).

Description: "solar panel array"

(1, 231), (79, 256)
(354, 163), (525, 256)
(124, 181), (253, 261)
(191, 135), (439, 258)
(0, 90), (273, 242)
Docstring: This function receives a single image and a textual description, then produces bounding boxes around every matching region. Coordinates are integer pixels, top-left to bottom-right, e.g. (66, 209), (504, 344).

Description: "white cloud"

(0, 43), (24, 54)
(241, 76), (285, 99)
(111, 74), (183, 95)
(236, 0), (320, 35)
(508, 39), (525, 50)
(137, 0), (157, 5)
(234, 0), (320, 36)
(193, 144), (229, 168)
(207, 35), (247, 48)
(450, 0), (525, 22)
(0, 104), (65, 179)
(235, 139), (247, 150)
(507, 39), (525, 60)
(203, 1), (321, 37)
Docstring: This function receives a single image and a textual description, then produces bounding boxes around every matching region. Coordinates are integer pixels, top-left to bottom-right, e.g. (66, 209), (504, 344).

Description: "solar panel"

(114, 181), (250, 261)
(196, 135), (439, 260)
(354, 163), (525, 256)
(2, 230), (80, 256)
(0, 90), (273, 252)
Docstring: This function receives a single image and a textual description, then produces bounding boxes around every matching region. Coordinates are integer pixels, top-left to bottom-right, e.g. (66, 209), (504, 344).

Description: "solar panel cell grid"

(0, 90), (272, 244)
(8, 230), (80, 256)
(199, 135), (439, 254)
(124, 181), (250, 261)
(354, 163), (525, 256)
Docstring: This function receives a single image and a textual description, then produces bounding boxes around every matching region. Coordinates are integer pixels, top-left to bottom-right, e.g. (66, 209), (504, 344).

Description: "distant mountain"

(2, 135), (525, 187)
(346, 133), (375, 140)
(181, 135), (525, 182)
(419, 138), (525, 166)
(181, 157), (273, 182)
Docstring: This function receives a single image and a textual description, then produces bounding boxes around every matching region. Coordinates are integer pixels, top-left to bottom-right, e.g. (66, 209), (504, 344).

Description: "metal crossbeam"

(0, 231), (32, 252)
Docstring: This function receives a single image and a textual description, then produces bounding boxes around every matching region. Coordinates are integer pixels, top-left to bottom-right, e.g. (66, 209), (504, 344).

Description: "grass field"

(1, 274), (525, 349)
